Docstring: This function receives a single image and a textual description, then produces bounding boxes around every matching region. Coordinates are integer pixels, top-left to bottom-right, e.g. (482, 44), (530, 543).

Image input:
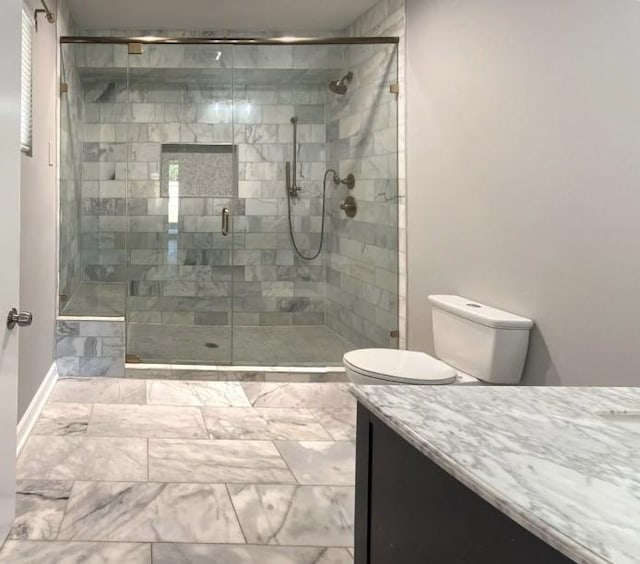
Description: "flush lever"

(221, 207), (230, 236)
(7, 308), (33, 330)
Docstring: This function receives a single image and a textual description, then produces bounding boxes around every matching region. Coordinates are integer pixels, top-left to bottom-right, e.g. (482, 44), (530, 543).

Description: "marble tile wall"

(325, 0), (405, 349)
(60, 26), (405, 358)
(56, 319), (125, 377)
(76, 44), (331, 327)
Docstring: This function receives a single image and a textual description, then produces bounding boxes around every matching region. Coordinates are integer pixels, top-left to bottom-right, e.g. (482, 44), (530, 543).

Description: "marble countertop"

(350, 385), (640, 564)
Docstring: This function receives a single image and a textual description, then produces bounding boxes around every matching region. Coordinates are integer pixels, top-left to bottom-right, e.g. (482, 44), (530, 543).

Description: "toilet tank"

(428, 295), (533, 385)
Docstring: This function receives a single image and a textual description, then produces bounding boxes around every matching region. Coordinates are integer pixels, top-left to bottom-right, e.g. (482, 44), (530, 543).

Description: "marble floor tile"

(202, 407), (332, 440)
(241, 383), (356, 409)
(87, 404), (207, 438)
(311, 408), (357, 440)
(50, 378), (146, 404)
(171, 369), (237, 381)
(148, 439), (295, 483)
(17, 436), (147, 481)
(0, 541), (151, 564)
(58, 482), (244, 543)
(31, 403), (92, 436)
(228, 484), (355, 547)
(9, 480), (72, 540)
(146, 380), (250, 407)
(276, 441), (356, 485)
(124, 368), (173, 380)
(152, 544), (353, 564)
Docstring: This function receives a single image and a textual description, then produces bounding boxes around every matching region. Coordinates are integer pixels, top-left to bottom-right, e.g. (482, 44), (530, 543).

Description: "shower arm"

(286, 116), (302, 197)
(34, 0), (55, 31)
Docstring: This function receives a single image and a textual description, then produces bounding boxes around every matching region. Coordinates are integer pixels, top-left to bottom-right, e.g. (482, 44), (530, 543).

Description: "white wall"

(406, 0), (640, 385)
(18, 0), (58, 419)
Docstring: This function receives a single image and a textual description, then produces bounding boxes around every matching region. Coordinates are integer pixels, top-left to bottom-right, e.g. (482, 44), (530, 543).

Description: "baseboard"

(17, 362), (58, 457)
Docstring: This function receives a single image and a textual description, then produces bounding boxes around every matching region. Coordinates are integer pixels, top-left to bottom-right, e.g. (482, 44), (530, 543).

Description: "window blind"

(21, 6), (33, 154)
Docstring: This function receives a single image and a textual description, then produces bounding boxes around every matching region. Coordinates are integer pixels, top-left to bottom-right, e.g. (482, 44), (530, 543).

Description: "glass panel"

(326, 43), (400, 352)
(59, 39), (399, 368)
(59, 43), (128, 317)
(230, 43), (398, 366)
(124, 44), (234, 364)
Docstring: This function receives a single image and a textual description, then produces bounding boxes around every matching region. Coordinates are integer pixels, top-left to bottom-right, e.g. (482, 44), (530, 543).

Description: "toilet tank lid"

(428, 295), (533, 330)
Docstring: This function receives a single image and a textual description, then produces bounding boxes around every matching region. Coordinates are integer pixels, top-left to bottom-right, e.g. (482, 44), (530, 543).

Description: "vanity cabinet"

(354, 403), (574, 564)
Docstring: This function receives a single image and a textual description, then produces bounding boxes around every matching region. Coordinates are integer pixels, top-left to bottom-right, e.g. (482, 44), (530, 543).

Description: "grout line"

(198, 406), (209, 439)
(272, 440), (300, 486)
(53, 480), (77, 541)
(224, 483), (248, 545)
(308, 407), (336, 440)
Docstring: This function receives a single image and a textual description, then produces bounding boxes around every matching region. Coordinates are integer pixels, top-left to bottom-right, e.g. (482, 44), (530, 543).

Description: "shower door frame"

(61, 36), (400, 46)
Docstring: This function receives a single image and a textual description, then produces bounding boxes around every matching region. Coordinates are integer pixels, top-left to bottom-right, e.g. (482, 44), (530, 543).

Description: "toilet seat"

(343, 349), (457, 385)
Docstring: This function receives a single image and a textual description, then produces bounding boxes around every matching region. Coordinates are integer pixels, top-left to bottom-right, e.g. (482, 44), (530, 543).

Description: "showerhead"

(329, 71), (353, 95)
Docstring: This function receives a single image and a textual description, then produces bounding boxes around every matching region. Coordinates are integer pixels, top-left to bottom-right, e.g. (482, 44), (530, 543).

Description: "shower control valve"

(340, 196), (358, 218)
(333, 173), (356, 190)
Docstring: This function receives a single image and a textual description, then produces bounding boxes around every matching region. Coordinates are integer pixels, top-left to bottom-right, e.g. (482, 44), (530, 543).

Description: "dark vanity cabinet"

(354, 403), (574, 564)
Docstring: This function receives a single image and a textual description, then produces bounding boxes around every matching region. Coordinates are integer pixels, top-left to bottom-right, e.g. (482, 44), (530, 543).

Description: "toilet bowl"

(343, 348), (479, 385)
(344, 348), (458, 385)
(344, 295), (533, 386)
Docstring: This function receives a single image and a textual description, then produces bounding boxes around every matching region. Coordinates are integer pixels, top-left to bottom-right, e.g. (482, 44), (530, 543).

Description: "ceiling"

(66, 0), (380, 32)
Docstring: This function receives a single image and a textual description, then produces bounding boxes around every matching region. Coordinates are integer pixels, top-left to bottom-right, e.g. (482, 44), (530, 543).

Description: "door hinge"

(128, 42), (144, 55)
(390, 83), (400, 95)
(126, 353), (141, 364)
(60, 82), (68, 94)
(390, 330), (400, 339)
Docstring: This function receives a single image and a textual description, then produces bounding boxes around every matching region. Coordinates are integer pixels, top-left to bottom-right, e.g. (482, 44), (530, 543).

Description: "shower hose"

(286, 168), (337, 261)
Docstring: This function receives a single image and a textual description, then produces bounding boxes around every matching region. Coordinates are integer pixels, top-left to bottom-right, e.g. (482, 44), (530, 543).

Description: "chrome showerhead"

(328, 71), (353, 95)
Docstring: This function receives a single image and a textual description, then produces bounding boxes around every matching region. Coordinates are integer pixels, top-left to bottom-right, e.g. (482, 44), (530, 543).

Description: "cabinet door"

(355, 404), (572, 564)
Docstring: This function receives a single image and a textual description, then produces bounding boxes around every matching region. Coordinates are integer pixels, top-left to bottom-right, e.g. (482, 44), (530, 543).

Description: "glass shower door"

(229, 44), (359, 365)
(125, 44), (235, 364)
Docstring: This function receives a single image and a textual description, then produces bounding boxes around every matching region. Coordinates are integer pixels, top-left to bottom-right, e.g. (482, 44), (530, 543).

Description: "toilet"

(343, 295), (533, 386)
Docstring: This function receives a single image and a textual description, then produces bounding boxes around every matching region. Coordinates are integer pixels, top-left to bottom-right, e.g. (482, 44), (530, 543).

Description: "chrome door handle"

(221, 207), (230, 236)
(7, 308), (33, 329)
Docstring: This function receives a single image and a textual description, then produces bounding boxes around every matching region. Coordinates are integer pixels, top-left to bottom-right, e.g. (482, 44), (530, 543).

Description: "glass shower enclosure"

(59, 37), (399, 366)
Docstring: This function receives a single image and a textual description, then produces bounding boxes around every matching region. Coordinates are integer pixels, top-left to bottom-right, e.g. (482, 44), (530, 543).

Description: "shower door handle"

(221, 207), (230, 236)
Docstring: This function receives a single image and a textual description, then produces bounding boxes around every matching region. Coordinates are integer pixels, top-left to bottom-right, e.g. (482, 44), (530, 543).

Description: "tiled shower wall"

(77, 43), (333, 327)
(58, 15), (404, 366)
(325, 0), (405, 349)
(56, 318), (125, 376)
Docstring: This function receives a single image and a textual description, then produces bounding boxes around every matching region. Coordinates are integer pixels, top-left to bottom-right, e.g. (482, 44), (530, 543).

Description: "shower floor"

(127, 324), (357, 366)
(62, 282), (126, 317)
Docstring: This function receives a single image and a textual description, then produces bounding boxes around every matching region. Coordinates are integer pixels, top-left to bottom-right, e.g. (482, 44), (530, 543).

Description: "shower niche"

(58, 39), (400, 368)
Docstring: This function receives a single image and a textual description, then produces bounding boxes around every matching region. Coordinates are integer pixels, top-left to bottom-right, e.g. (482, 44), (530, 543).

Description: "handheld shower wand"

(285, 116), (302, 197)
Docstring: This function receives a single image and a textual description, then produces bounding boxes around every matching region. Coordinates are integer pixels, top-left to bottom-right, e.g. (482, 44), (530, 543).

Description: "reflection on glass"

(167, 161), (180, 264)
